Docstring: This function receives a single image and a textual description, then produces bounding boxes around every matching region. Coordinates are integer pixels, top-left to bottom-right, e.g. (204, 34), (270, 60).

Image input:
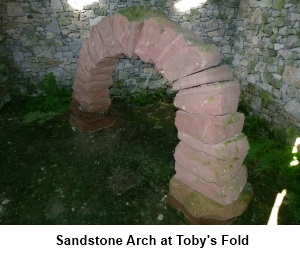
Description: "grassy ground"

(0, 97), (299, 224)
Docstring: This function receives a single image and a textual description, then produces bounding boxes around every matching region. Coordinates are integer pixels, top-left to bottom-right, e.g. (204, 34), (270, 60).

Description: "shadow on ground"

(0, 99), (189, 224)
(0, 99), (296, 224)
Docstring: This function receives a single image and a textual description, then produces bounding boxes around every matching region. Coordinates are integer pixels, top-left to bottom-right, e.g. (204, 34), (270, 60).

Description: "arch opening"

(70, 8), (253, 224)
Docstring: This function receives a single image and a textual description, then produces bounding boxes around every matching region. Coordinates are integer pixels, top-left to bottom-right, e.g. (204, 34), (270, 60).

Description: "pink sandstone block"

(77, 59), (118, 77)
(172, 65), (234, 91)
(134, 19), (162, 62)
(175, 163), (247, 205)
(155, 34), (187, 71)
(86, 27), (110, 64)
(169, 177), (253, 221)
(149, 27), (178, 64)
(178, 132), (249, 161)
(73, 71), (113, 91)
(77, 98), (112, 113)
(96, 16), (121, 57)
(174, 141), (247, 186)
(76, 64), (116, 82)
(162, 45), (222, 82)
(77, 42), (111, 75)
(126, 21), (144, 59)
(73, 76), (113, 93)
(175, 110), (245, 144)
(72, 89), (110, 105)
(70, 99), (112, 123)
(74, 71), (113, 85)
(174, 81), (241, 116)
(112, 13), (130, 55)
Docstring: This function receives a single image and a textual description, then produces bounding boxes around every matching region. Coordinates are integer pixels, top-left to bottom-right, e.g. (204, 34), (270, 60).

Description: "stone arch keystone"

(70, 8), (253, 224)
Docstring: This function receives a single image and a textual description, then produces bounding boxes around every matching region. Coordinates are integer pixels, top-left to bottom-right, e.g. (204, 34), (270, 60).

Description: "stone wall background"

(1, 0), (299, 142)
(233, 0), (300, 143)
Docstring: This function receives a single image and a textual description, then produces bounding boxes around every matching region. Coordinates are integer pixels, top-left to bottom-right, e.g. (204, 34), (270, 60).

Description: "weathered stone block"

(174, 141), (247, 186)
(76, 52), (118, 76)
(7, 3), (24, 17)
(162, 45), (222, 81)
(126, 21), (144, 58)
(283, 66), (300, 88)
(175, 110), (245, 144)
(95, 16), (121, 57)
(175, 163), (248, 205)
(77, 61), (117, 80)
(85, 27), (110, 63)
(45, 19), (61, 34)
(155, 34), (188, 71)
(178, 132), (249, 161)
(174, 81), (240, 116)
(172, 65), (233, 91)
(134, 19), (163, 62)
(70, 114), (115, 132)
(70, 99), (111, 123)
(51, 0), (64, 12)
(72, 89), (110, 105)
(168, 177), (253, 221)
(284, 100), (300, 118)
(75, 97), (112, 113)
(73, 76), (113, 94)
(112, 13), (130, 55)
(149, 27), (178, 64)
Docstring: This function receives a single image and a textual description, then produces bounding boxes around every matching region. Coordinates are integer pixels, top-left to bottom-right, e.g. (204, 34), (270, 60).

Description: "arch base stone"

(70, 99), (115, 132)
(168, 178), (253, 224)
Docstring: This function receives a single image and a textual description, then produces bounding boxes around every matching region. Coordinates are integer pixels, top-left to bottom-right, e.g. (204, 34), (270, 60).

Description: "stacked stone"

(70, 11), (222, 132)
(70, 13), (144, 131)
(169, 65), (253, 224)
(70, 10), (252, 223)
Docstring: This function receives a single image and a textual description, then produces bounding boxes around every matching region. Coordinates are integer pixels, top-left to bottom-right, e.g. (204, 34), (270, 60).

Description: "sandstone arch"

(70, 9), (252, 224)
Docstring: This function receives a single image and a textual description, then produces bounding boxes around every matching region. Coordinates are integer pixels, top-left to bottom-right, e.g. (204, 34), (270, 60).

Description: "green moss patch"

(118, 7), (166, 21)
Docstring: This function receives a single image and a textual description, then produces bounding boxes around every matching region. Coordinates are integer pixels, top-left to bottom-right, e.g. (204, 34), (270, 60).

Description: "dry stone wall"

(1, 0), (300, 142)
(233, 0), (300, 143)
(0, 0), (239, 100)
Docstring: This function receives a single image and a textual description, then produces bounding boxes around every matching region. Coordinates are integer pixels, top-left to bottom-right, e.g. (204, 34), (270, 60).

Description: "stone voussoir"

(73, 76), (113, 93)
(168, 177), (253, 222)
(174, 141), (247, 186)
(74, 62), (117, 81)
(155, 34), (188, 71)
(175, 110), (245, 144)
(126, 21), (144, 59)
(172, 65), (234, 91)
(95, 16), (121, 57)
(77, 53), (119, 76)
(86, 27), (111, 63)
(134, 18), (164, 63)
(112, 13), (130, 56)
(178, 132), (249, 161)
(175, 163), (248, 205)
(162, 44), (222, 82)
(174, 81), (241, 116)
(149, 27), (179, 64)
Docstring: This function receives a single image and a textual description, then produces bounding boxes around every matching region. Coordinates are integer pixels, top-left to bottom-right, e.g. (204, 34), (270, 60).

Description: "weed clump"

(242, 115), (300, 224)
(118, 6), (166, 21)
(22, 73), (71, 124)
(126, 88), (174, 107)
